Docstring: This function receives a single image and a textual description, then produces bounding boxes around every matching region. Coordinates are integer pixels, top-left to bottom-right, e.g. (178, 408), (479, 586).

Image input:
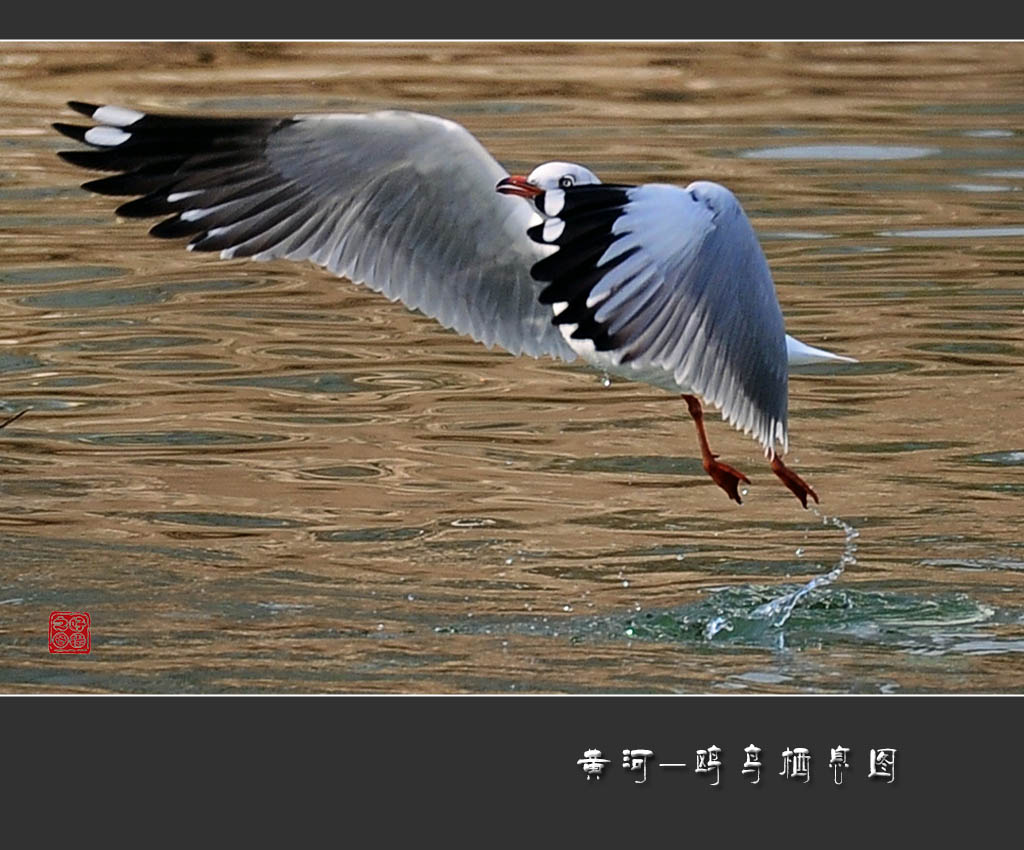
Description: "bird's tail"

(785, 335), (857, 367)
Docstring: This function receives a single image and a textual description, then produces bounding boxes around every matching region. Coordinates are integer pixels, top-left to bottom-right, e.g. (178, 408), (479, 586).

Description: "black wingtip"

(53, 122), (89, 142)
(149, 215), (207, 240)
(57, 149), (98, 168)
(67, 101), (99, 118)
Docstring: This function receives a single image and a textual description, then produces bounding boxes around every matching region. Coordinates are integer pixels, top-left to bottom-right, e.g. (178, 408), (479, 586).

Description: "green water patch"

(614, 584), (994, 649)
(69, 430), (288, 447)
(0, 265), (126, 286)
(965, 450), (1024, 467)
(435, 584), (996, 655)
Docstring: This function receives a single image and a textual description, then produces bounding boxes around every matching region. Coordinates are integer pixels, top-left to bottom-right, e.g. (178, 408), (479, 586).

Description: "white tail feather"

(786, 335), (857, 367)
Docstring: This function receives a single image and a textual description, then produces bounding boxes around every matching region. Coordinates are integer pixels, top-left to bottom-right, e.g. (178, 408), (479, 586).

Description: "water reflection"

(1, 42), (1024, 693)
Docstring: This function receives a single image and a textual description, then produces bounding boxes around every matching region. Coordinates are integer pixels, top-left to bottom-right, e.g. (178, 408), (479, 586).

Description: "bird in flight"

(54, 101), (854, 507)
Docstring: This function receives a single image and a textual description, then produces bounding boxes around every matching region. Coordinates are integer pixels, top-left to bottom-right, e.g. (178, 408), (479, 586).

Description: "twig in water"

(0, 409), (28, 430)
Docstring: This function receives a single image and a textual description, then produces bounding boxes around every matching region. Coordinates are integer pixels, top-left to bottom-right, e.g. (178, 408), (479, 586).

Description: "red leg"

(682, 394), (750, 505)
(770, 455), (819, 509)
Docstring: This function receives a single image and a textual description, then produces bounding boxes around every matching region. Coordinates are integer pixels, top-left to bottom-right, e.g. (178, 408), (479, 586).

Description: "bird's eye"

(558, 175), (575, 189)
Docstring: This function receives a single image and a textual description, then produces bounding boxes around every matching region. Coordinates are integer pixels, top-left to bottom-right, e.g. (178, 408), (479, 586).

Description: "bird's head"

(495, 161), (601, 199)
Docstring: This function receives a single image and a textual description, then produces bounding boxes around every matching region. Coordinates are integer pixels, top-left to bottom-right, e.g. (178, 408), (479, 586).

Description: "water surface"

(1, 42), (1023, 692)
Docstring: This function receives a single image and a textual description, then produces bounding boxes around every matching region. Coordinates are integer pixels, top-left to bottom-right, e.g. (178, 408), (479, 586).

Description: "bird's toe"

(704, 458), (751, 505)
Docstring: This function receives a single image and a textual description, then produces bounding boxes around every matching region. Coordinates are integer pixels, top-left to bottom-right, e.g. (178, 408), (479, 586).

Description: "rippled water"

(1, 42), (1022, 692)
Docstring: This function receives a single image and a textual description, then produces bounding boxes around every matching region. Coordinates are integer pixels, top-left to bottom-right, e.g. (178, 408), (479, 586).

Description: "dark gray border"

(5, 695), (1019, 835)
(2, 5), (999, 39)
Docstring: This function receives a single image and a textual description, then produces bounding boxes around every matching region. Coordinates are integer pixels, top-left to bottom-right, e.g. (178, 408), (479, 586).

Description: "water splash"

(750, 510), (860, 628)
(705, 616), (733, 640)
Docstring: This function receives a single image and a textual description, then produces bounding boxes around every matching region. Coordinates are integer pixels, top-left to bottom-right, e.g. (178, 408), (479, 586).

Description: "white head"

(495, 161), (601, 199)
(525, 161), (601, 191)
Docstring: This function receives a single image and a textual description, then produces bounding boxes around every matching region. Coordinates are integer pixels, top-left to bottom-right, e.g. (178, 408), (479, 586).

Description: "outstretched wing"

(54, 102), (575, 361)
(528, 181), (789, 455)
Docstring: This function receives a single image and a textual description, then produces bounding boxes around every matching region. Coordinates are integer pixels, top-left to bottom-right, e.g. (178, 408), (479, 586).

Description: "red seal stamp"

(49, 612), (91, 654)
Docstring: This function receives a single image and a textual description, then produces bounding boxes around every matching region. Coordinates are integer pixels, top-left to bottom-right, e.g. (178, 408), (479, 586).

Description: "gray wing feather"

(593, 182), (788, 454)
(58, 105), (576, 361)
(257, 114), (574, 358)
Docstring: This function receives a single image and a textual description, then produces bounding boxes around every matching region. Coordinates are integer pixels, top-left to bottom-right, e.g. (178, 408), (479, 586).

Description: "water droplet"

(505, 558), (514, 565)
(377, 623), (384, 631)
(622, 580), (630, 587)
(407, 593), (415, 601)
(563, 604), (573, 612)
(601, 374), (611, 388)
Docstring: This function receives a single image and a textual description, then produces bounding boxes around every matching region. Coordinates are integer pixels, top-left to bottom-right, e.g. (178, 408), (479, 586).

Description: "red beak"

(496, 175), (541, 198)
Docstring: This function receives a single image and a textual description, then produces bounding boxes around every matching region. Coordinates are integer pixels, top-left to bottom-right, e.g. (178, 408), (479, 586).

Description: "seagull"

(53, 101), (854, 507)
